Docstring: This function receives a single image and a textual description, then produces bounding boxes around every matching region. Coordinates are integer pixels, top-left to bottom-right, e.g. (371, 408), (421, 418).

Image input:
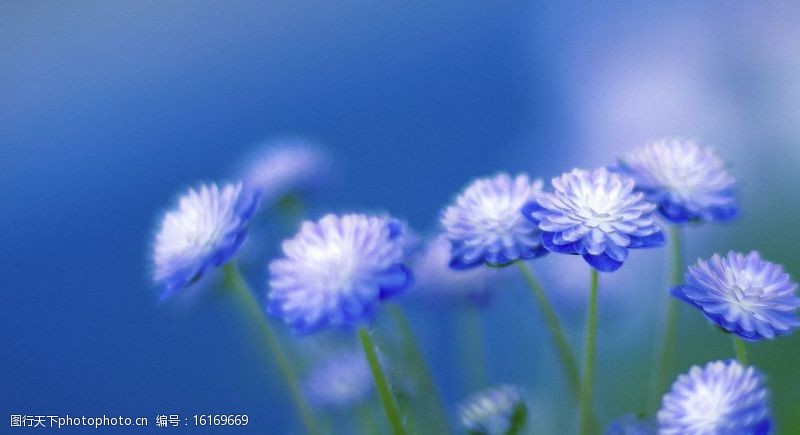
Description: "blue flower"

(152, 182), (260, 298)
(522, 168), (665, 272)
(605, 414), (655, 435)
(459, 385), (526, 435)
(239, 137), (332, 206)
(303, 350), (372, 409)
(618, 139), (737, 224)
(658, 360), (771, 435)
(671, 251), (800, 340)
(268, 214), (411, 333)
(441, 173), (547, 269)
(411, 235), (507, 306)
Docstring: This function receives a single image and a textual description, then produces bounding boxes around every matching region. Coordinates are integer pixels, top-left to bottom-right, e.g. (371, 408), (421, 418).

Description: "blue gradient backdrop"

(3, 2), (800, 433)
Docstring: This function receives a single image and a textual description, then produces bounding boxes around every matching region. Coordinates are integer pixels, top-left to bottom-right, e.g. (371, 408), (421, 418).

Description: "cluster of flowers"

(150, 138), (798, 434)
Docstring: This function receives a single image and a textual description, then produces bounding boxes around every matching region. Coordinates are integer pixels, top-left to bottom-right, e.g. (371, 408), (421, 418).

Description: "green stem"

(222, 262), (321, 435)
(732, 336), (748, 365)
(669, 226), (684, 295)
(388, 305), (450, 434)
(578, 269), (599, 435)
(516, 261), (580, 398)
(358, 326), (406, 435)
(648, 226), (683, 412)
(395, 392), (421, 435)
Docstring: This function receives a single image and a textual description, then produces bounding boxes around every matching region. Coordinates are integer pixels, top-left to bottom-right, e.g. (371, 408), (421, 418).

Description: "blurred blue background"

(3, 1), (800, 433)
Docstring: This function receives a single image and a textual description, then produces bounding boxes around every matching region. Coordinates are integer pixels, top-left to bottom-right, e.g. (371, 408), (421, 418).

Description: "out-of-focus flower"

(672, 251), (800, 340)
(618, 139), (737, 224)
(658, 360), (771, 435)
(152, 182), (259, 298)
(522, 168), (664, 272)
(267, 214), (410, 333)
(441, 173), (547, 269)
(303, 350), (372, 410)
(605, 414), (655, 435)
(411, 235), (506, 305)
(239, 137), (332, 207)
(459, 385), (526, 435)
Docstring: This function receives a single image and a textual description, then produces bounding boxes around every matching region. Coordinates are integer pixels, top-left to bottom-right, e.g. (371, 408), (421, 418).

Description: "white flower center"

(682, 384), (731, 430)
(185, 221), (220, 249)
(571, 193), (624, 228)
(728, 282), (765, 314)
(305, 243), (359, 291)
(476, 196), (521, 235)
(175, 203), (227, 254)
(664, 169), (703, 198)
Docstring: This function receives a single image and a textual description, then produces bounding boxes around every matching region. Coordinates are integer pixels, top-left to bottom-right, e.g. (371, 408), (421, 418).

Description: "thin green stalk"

(578, 269), (599, 435)
(732, 336), (748, 365)
(648, 226), (683, 411)
(222, 262), (321, 435)
(395, 391), (421, 435)
(516, 261), (580, 397)
(358, 326), (406, 435)
(388, 305), (450, 434)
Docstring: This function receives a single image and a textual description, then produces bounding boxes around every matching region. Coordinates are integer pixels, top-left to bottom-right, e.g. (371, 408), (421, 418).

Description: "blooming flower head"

(459, 385), (526, 435)
(239, 137), (332, 206)
(152, 182), (259, 298)
(411, 235), (507, 305)
(605, 414), (655, 435)
(441, 173), (547, 269)
(522, 168), (664, 272)
(303, 350), (372, 409)
(658, 360), (771, 435)
(618, 139), (737, 224)
(268, 214), (410, 333)
(672, 251), (800, 340)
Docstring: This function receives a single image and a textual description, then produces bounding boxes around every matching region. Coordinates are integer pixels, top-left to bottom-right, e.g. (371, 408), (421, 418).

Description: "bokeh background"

(3, 1), (800, 433)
